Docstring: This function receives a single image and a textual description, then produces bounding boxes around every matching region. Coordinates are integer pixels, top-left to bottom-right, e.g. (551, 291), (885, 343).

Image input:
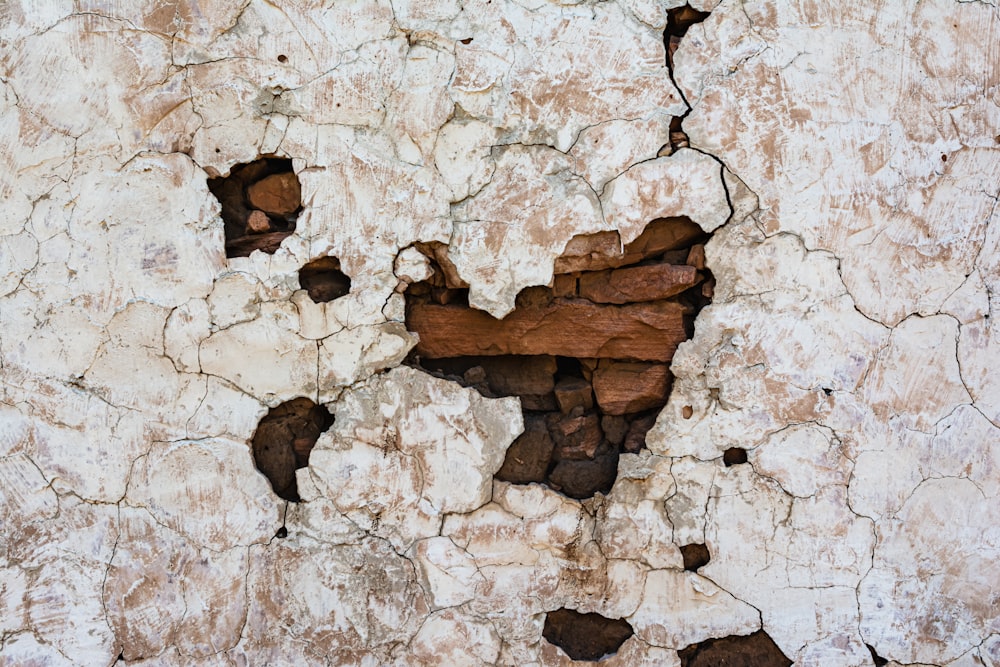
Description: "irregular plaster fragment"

(30, 395), (146, 502)
(596, 452), (682, 569)
(309, 367), (521, 549)
(679, 0), (1000, 327)
(752, 423), (850, 498)
(863, 314), (971, 432)
(958, 294), (1000, 426)
(164, 299), (211, 373)
(601, 149), (732, 240)
(568, 115), (675, 193)
(126, 438), (281, 551)
(408, 608), (503, 667)
(850, 405), (1000, 521)
(199, 302), (317, 404)
(702, 465), (876, 666)
(104, 508), (248, 661)
(860, 477), (1000, 665)
(16, 496), (118, 664)
(628, 569), (760, 649)
(0, 451), (58, 538)
(648, 219), (888, 459)
(386, 43), (458, 160)
(450, 144), (605, 317)
(0, 231), (38, 297)
(0, 634), (74, 666)
(442, 483), (590, 614)
(183, 376), (264, 441)
(207, 272), (264, 329)
(5, 14), (177, 156)
(316, 322), (415, 402)
(236, 535), (429, 664)
(410, 536), (485, 609)
(84, 302), (199, 422)
(433, 118), (499, 201)
(1, 289), (105, 379)
(449, 0), (686, 150)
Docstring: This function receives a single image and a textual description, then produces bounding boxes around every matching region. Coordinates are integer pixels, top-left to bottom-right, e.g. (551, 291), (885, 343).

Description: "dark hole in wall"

(299, 256), (351, 303)
(867, 644), (888, 666)
(251, 397), (333, 501)
(207, 156), (302, 258)
(678, 630), (792, 667)
(723, 447), (749, 467)
(680, 543), (711, 571)
(542, 608), (634, 661)
(404, 217), (713, 499)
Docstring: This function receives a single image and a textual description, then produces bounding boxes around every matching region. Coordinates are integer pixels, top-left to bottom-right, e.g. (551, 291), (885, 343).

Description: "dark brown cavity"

(680, 543), (711, 571)
(404, 217), (713, 499)
(207, 156), (302, 258)
(299, 256), (351, 303)
(678, 631), (793, 667)
(251, 397), (333, 501)
(542, 608), (634, 661)
(723, 447), (749, 467)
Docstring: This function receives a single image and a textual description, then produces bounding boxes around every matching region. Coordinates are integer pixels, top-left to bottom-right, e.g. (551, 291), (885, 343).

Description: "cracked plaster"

(1, 0), (999, 665)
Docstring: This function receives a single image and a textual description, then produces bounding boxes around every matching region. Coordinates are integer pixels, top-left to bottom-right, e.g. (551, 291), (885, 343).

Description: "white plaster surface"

(0, 0), (998, 665)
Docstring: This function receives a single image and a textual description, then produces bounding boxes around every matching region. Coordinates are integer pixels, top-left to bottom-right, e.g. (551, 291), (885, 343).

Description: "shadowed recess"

(207, 156), (302, 258)
(678, 631), (792, 667)
(723, 447), (749, 467)
(299, 256), (351, 303)
(251, 397), (333, 501)
(680, 543), (711, 571)
(542, 608), (634, 661)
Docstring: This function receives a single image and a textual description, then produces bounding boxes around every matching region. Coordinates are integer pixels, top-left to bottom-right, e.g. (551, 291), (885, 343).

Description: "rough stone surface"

(1, 1), (998, 666)
(409, 299), (689, 361)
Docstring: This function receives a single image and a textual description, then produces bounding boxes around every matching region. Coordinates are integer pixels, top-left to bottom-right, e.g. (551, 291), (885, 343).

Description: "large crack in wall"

(1, 1), (999, 666)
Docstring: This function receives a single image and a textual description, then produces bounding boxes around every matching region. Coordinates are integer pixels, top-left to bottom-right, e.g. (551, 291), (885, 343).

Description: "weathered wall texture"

(1, 0), (998, 665)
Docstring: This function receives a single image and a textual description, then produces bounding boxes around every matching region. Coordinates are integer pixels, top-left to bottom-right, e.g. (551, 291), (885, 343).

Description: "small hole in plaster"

(215, 147), (221, 153)
(299, 256), (351, 303)
(680, 543), (711, 571)
(723, 447), (748, 467)
(682, 405), (694, 419)
(251, 397), (333, 502)
(822, 387), (833, 396)
(995, 134), (1000, 144)
(275, 526), (288, 539)
(941, 154), (948, 162)
(542, 609), (634, 661)
(207, 156), (302, 258)
(277, 54), (288, 63)
(867, 644), (888, 666)
(460, 37), (473, 44)
(678, 631), (792, 667)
